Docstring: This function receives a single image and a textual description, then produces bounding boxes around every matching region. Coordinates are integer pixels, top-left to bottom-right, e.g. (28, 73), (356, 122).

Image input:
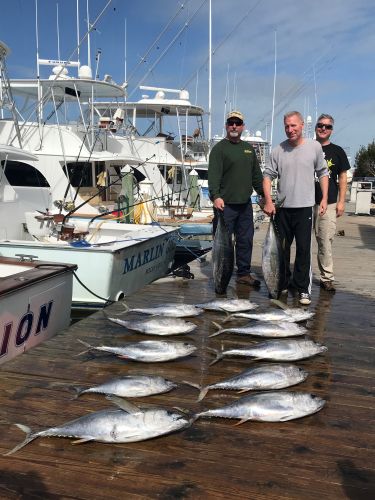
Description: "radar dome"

(179, 89), (189, 100)
(78, 65), (93, 79)
(52, 65), (68, 77)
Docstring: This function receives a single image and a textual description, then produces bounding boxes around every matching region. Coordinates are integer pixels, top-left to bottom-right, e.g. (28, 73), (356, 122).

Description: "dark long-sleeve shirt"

(208, 139), (263, 203)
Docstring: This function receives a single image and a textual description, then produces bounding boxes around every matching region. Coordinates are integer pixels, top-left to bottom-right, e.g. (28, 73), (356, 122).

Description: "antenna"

(56, 3), (61, 60)
(124, 18), (127, 85)
(86, 0), (91, 68)
(35, 0), (42, 123)
(76, 0), (80, 70)
(208, 0), (212, 143)
(223, 64), (229, 136)
(270, 30), (277, 151)
(313, 64), (318, 123)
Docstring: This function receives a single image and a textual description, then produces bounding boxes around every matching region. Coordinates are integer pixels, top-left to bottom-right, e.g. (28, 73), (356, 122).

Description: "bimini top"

(94, 88), (205, 118)
(10, 78), (125, 100)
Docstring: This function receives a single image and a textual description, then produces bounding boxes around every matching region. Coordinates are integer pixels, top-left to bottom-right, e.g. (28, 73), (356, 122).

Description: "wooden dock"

(0, 208), (374, 499)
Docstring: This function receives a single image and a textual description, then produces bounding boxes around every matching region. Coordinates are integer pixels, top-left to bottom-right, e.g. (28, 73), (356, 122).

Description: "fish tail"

(270, 299), (289, 310)
(222, 314), (234, 324)
(120, 302), (130, 314)
(197, 387), (209, 401)
(208, 352), (222, 366)
(4, 424), (37, 456)
(182, 380), (200, 390)
(210, 321), (224, 337)
(76, 339), (94, 356)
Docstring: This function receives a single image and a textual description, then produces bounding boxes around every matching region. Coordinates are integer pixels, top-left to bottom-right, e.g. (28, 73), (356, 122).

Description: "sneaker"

(236, 275), (261, 287)
(299, 292), (311, 305)
(320, 280), (336, 292)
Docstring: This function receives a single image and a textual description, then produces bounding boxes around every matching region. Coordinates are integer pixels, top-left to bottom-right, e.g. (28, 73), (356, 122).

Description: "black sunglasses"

(316, 123), (333, 130)
(226, 119), (243, 126)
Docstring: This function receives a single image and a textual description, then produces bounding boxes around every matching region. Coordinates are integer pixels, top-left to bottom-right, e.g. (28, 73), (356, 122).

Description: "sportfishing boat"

(0, 255), (76, 365)
(0, 41), (178, 307)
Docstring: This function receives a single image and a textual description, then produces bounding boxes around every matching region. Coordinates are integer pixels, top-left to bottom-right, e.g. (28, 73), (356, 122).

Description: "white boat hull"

(0, 258), (75, 365)
(0, 228), (176, 307)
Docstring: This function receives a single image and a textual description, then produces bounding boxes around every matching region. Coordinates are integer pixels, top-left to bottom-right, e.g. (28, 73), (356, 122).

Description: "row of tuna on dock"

(5, 298), (327, 456)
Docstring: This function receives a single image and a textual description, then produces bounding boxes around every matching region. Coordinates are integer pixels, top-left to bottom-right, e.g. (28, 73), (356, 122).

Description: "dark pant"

(213, 203), (254, 276)
(275, 207), (313, 293)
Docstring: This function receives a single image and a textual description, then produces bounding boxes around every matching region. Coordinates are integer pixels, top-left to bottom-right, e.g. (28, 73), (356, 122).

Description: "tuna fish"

(195, 299), (259, 313)
(212, 210), (234, 294)
(262, 215), (287, 299)
(186, 364), (308, 401)
(226, 308), (314, 323)
(5, 398), (192, 455)
(195, 391), (325, 423)
(105, 316), (197, 335)
(73, 375), (178, 398)
(122, 303), (203, 318)
(209, 339), (327, 365)
(78, 339), (197, 363)
(210, 320), (308, 338)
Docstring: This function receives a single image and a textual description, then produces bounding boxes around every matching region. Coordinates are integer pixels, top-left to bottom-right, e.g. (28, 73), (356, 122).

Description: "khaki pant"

(314, 203), (337, 282)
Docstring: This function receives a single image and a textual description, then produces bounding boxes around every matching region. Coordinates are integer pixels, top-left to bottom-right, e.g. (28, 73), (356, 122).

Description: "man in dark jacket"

(208, 110), (263, 286)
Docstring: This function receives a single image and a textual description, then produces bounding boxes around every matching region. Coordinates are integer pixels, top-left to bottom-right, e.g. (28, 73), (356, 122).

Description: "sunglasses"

(316, 123), (333, 130)
(226, 119), (243, 126)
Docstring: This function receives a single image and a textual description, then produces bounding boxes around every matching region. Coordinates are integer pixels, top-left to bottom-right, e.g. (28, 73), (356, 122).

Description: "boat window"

(196, 169), (208, 180)
(1, 160), (50, 187)
(65, 162), (93, 187)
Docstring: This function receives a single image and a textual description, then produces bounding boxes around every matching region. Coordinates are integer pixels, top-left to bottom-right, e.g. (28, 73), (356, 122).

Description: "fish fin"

(270, 299), (289, 310)
(4, 424), (37, 456)
(233, 418), (250, 426)
(106, 395), (141, 414)
(172, 406), (190, 415)
(237, 388), (251, 394)
(71, 437), (94, 445)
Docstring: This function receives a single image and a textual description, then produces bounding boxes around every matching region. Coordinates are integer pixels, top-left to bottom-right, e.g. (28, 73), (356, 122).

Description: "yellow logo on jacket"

(244, 150), (252, 154)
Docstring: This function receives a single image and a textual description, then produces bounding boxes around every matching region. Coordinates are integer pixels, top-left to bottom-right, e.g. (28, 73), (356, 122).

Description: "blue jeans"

(213, 203), (254, 276)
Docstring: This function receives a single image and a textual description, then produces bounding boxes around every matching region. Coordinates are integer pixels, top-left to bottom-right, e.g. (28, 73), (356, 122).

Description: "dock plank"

(0, 210), (374, 499)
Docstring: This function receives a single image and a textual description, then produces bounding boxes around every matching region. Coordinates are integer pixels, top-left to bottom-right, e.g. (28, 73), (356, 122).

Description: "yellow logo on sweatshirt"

(244, 150), (252, 154)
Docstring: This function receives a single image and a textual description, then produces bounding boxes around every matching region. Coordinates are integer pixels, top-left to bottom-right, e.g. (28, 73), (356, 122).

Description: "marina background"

(1, 0), (374, 164)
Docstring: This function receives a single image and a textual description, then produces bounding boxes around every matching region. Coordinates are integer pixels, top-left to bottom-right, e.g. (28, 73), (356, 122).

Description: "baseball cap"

(226, 110), (244, 122)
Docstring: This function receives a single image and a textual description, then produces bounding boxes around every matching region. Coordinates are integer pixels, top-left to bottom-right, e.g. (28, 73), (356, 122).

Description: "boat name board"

(123, 242), (165, 274)
(1, 301), (53, 358)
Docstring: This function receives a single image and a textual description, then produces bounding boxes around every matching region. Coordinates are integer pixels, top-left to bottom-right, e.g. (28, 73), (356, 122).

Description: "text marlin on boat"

(123, 242), (165, 274)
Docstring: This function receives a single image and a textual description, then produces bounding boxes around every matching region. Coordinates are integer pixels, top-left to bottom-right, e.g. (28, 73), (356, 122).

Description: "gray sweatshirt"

(263, 139), (328, 208)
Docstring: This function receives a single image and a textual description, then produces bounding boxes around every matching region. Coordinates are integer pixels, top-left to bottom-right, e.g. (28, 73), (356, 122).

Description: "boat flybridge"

(93, 86), (214, 218)
(0, 54), (178, 307)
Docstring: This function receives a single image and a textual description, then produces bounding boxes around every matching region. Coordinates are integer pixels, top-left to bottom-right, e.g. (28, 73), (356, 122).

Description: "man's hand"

(263, 200), (276, 216)
(319, 199), (327, 216)
(336, 201), (345, 217)
(213, 198), (225, 211)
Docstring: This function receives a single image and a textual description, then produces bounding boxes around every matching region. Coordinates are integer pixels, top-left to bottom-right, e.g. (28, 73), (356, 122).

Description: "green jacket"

(208, 138), (263, 203)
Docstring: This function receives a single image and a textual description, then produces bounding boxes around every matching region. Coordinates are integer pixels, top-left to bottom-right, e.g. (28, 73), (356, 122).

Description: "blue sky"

(2, 0), (375, 165)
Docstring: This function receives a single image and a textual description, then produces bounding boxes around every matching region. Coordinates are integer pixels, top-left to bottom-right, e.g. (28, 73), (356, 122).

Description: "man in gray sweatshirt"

(262, 111), (329, 305)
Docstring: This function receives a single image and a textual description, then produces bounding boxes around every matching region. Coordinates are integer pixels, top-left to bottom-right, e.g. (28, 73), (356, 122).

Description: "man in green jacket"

(208, 110), (263, 286)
